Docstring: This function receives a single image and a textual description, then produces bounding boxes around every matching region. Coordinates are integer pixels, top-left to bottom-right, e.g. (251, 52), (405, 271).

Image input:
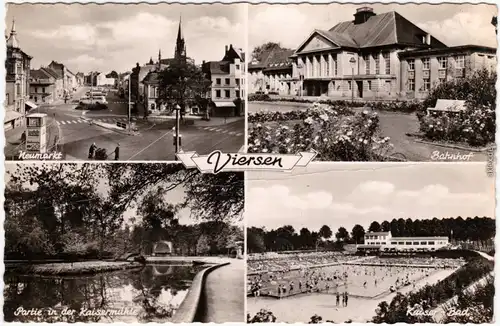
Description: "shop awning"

(25, 101), (38, 110)
(4, 110), (23, 123)
(214, 101), (236, 108)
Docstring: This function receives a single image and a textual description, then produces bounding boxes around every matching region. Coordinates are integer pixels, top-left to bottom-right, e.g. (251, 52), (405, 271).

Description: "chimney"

(425, 34), (431, 46)
(354, 7), (376, 25)
(225, 45), (228, 53)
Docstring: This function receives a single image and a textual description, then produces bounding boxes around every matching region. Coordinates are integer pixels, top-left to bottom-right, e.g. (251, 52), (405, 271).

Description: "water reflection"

(4, 264), (203, 322)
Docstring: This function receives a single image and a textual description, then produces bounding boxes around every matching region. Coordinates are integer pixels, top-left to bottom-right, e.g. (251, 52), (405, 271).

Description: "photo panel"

(3, 162), (245, 323)
(246, 163), (495, 323)
(5, 2), (246, 161)
(247, 2), (496, 162)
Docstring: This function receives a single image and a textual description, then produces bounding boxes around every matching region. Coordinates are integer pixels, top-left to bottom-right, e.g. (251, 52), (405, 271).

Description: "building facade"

(5, 19), (32, 131)
(253, 7), (496, 100)
(358, 231), (450, 252)
(48, 61), (76, 96)
(29, 69), (56, 104)
(202, 44), (245, 117)
(248, 48), (296, 95)
(40, 67), (64, 100)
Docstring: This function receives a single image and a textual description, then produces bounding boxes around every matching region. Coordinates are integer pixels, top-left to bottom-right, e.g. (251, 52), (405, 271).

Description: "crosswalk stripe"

(228, 131), (236, 135)
(236, 133), (243, 136)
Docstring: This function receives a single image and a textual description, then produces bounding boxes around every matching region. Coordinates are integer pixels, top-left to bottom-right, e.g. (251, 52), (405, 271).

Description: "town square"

(4, 3), (245, 160)
(247, 3), (497, 161)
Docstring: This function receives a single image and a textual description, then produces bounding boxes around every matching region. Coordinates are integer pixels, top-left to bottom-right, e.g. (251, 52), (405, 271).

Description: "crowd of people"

(248, 253), (466, 300)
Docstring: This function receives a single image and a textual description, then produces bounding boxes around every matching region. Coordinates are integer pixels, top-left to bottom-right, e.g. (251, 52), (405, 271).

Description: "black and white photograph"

(5, 3), (246, 161)
(246, 163), (495, 323)
(247, 3), (497, 162)
(3, 163), (244, 323)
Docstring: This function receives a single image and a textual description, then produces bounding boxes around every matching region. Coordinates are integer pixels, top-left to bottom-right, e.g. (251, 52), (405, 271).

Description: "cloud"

(418, 12), (497, 47)
(32, 24), (98, 49)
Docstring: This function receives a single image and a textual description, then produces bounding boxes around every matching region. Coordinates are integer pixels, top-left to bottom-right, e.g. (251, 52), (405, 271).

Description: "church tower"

(174, 16), (186, 60)
(157, 49), (162, 70)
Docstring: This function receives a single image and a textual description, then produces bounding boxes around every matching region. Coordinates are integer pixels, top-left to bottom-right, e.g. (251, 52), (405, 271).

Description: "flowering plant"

(248, 103), (394, 161)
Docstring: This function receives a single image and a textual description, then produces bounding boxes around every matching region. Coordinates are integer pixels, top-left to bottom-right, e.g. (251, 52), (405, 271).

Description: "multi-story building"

(76, 72), (85, 86)
(357, 231), (450, 253)
(4, 19), (32, 131)
(399, 45), (496, 99)
(202, 44), (245, 117)
(256, 7), (496, 100)
(40, 66), (64, 99)
(29, 69), (57, 104)
(248, 47), (296, 95)
(48, 61), (76, 96)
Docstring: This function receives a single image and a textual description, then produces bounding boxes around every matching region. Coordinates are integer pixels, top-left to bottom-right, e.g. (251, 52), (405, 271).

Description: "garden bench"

(426, 99), (466, 115)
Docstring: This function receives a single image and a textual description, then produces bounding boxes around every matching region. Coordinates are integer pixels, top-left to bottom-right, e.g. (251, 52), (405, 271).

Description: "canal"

(4, 264), (205, 322)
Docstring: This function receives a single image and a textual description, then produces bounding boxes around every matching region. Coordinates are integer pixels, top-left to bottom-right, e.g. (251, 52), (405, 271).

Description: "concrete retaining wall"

(171, 262), (230, 323)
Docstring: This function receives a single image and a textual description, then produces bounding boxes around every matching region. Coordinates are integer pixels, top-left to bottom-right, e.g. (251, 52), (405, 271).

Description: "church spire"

(157, 49), (162, 70)
(174, 15), (186, 60)
(6, 18), (20, 48)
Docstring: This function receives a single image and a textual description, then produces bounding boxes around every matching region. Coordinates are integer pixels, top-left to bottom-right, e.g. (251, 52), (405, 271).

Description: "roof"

(328, 11), (447, 49)
(142, 71), (161, 84)
(30, 69), (53, 80)
(391, 236), (449, 241)
(41, 67), (62, 79)
(204, 61), (230, 74)
(366, 231), (391, 236)
(249, 47), (295, 71)
(399, 45), (497, 58)
(138, 64), (167, 82)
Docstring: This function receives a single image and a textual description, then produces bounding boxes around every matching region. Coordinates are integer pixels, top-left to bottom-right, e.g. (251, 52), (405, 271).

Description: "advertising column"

(25, 113), (47, 154)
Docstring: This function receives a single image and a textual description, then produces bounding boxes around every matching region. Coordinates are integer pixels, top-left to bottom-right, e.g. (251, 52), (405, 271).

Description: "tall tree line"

(247, 216), (495, 253)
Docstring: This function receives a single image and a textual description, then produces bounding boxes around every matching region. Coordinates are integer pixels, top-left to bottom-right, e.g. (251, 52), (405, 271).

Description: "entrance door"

(356, 81), (363, 98)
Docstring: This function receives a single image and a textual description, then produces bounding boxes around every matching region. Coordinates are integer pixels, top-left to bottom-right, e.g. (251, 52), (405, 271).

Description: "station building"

(250, 7), (496, 101)
(357, 231), (450, 253)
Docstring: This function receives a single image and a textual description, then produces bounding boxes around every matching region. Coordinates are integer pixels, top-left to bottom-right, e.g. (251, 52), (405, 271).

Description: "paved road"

(248, 101), (487, 162)
(39, 87), (244, 160)
(201, 259), (245, 323)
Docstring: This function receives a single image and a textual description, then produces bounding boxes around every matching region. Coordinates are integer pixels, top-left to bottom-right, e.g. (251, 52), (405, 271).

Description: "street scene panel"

(247, 3), (497, 162)
(246, 163), (495, 323)
(4, 163), (245, 322)
(5, 3), (246, 161)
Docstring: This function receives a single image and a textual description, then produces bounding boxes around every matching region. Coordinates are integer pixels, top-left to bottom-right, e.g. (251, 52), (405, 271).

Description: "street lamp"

(173, 104), (181, 159)
(349, 57), (356, 102)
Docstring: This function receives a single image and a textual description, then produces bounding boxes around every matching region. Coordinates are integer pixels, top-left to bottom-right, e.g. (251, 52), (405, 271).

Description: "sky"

(246, 163), (495, 233)
(5, 3), (246, 74)
(249, 3), (498, 52)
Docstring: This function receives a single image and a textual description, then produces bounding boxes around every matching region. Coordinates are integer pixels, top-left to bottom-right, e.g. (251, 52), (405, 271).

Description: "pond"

(3, 264), (205, 322)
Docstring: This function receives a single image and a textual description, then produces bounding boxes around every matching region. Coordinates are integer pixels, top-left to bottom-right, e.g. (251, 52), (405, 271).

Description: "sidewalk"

(193, 116), (244, 127)
(200, 259), (245, 322)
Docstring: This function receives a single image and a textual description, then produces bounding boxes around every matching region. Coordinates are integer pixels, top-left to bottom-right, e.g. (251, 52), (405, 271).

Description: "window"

(405, 242), (412, 245)
(235, 90), (240, 98)
(423, 78), (430, 91)
(438, 57), (447, 69)
(235, 64), (240, 70)
(16, 84), (21, 96)
(225, 78), (230, 85)
(42, 87), (45, 93)
(216, 78), (221, 85)
(455, 55), (465, 69)
(398, 242), (404, 245)
(224, 90), (230, 98)
(364, 55), (370, 74)
(235, 78), (240, 86)
(348, 81), (352, 90)
(421, 241), (427, 245)
(408, 59), (415, 71)
(422, 58), (430, 70)
(333, 55), (338, 75)
(325, 56), (330, 76)
(367, 81), (372, 91)
(383, 52), (390, 74)
(439, 76), (446, 84)
(413, 242), (420, 245)
(215, 90), (221, 98)
(391, 242), (397, 245)
(375, 54), (380, 74)
(408, 78), (415, 91)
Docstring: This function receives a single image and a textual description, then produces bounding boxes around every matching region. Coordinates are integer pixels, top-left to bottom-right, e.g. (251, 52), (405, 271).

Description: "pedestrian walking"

(114, 143), (120, 160)
(88, 142), (97, 159)
(344, 291), (349, 307)
(336, 292), (340, 306)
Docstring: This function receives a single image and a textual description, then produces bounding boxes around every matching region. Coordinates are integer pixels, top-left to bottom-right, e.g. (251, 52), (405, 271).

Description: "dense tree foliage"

(4, 164), (243, 260)
(251, 42), (291, 62)
(247, 216), (495, 252)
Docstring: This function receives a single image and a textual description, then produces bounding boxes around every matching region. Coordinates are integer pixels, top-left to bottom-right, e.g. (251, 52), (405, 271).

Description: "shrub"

(248, 102), (394, 161)
(417, 68), (496, 147)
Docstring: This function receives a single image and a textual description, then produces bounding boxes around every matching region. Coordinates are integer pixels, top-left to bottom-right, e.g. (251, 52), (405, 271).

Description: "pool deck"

(200, 259), (245, 323)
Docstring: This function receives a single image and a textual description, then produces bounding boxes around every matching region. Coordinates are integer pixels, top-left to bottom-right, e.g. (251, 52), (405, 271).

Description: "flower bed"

(248, 105), (354, 123)
(248, 94), (421, 113)
(248, 102), (395, 161)
(417, 69), (496, 147)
